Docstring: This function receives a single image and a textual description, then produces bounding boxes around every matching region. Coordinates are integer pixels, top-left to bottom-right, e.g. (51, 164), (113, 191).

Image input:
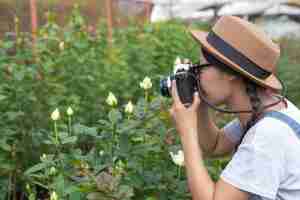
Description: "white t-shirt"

(222, 98), (300, 200)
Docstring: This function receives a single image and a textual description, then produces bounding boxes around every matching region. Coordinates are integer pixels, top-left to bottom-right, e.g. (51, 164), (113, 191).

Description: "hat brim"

(189, 29), (283, 91)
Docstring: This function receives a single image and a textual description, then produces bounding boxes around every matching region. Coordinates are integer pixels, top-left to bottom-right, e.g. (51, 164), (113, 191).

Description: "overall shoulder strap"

(263, 111), (300, 136)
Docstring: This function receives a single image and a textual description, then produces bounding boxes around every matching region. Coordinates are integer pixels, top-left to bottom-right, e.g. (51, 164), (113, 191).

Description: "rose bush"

(0, 6), (298, 200)
(23, 79), (195, 199)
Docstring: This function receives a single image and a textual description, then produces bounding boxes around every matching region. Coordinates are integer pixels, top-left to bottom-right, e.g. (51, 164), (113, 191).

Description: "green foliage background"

(0, 7), (299, 200)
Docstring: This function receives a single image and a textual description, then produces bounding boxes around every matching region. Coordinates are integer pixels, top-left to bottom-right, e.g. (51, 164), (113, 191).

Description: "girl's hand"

(169, 81), (201, 138)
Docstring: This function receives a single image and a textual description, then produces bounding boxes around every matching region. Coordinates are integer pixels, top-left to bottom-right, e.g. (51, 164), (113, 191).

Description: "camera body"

(160, 58), (199, 107)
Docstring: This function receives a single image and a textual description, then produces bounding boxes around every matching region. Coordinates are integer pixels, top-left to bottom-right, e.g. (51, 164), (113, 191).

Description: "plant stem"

(145, 90), (148, 102)
(8, 172), (11, 200)
(68, 116), (72, 136)
(54, 121), (58, 145)
(111, 122), (115, 164)
(13, 171), (17, 200)
(144, 90), (149, 114)
(177, 166), (181, 181)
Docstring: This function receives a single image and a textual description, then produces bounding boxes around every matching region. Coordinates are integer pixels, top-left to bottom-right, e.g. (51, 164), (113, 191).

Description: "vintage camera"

(160, 57), (200, 107)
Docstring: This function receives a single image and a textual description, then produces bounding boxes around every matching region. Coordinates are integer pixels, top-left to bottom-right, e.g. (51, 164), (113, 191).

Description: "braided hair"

(237, 79), (263, 149)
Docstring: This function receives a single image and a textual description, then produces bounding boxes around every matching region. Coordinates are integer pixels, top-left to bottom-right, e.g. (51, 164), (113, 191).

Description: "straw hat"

(189, 16), (283, 91)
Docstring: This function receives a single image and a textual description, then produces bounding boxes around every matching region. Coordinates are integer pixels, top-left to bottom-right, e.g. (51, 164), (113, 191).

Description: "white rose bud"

(170, 150), (184, 167)
(99, 150), (104, 156)
(59, 41), (64, 51)
(49, 167), (57, 175)
(67, 106), (74, 116)
(40, 154), (47, 162)
(26, 184), (30, 191)
(51, 108), (60, 121)
(50, 191), (58, 200)
(14, 16), (19, 24)
(139, 76), (152, 90)
(106, 92), (118, 106)
(125, 101), (134, 114)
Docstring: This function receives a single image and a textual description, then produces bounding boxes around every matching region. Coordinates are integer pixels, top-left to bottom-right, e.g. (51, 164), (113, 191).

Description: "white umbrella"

(189, 9), (216, 20)
(264, 4), (300, 16)
(151, 4), (172, 22)
(177, 9), (215, 20)
(218, 1), (275, 16)
(256, 16), (300, 39)
(150, 0), (235, 22)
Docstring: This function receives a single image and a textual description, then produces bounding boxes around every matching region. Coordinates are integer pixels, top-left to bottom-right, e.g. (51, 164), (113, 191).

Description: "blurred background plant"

(0, 4), (299, 200)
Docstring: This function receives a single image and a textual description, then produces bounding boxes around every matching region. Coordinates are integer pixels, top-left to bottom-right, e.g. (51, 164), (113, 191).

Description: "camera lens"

(160, 76), (172, 97)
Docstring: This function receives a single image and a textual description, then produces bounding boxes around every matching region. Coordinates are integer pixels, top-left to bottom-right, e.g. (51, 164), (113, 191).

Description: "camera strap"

(195, 75), (286, 114)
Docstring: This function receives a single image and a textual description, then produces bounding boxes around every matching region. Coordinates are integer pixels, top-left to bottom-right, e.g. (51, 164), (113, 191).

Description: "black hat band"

(206, 31), (272, 79)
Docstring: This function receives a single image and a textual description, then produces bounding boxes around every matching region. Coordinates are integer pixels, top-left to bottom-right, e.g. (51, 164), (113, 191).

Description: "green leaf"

(2, 41), (14, 49)
(61, 136), (78, 144)
(115, 185), (134, 199)
(119, 134), (130, 154)
(53, 174), (65, 196)
(98, 119), (110, 127)
(0, 140), (11, 151)
(86, 192), (110, 200)
(108, 109), (122, 124)
(43, 140), (53, 145)
(65, 185), (80, 195)
(73, 124), (97, 136)
(69, 191), (83, 200)
(6, 111), (25, 121)
(59, 131), (69, 139)
(24, 163), (48, 175)
(0, 95), (7, 101)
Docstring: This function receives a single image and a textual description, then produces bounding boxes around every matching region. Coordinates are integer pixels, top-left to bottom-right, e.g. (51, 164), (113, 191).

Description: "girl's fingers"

(190, 92), (200, 110)
(171, 80), (183, 106)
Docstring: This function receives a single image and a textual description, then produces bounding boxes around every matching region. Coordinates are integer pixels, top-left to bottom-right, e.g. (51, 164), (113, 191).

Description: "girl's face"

(198, 56), (235, 106)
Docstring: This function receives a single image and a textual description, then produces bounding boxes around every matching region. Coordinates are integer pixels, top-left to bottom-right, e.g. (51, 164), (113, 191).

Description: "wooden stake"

(145, 0), (153, 22)
(30, 0), (38, 45)
(105, 0), (113, 43)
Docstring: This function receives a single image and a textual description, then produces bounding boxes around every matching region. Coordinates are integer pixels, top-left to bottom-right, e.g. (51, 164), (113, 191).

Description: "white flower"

(50, 191), (58, 200)
(14, 16), (19, 24)
(26, 184), (30, 191)
(125, 101), (134, 114)
(59, 41), (64, 51)
(106, 92), (118, 106)
(49, 167), (57, 175)
(170, 150), (184, 167)
(99, 150), (104, 156)
(40, 154), (47, 162)
(51, 108), (60, 121)
(82, 163), (89, 169)
(67, 106), (74, 116)
(139, 76), (152, 90)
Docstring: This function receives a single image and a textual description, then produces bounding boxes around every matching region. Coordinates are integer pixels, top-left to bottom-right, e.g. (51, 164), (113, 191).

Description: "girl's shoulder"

(242, 98), (300, 148)
(259, 98), (300, 133)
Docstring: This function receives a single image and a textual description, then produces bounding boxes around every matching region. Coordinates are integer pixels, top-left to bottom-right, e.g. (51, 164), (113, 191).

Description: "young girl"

(169, 16), (300, 200)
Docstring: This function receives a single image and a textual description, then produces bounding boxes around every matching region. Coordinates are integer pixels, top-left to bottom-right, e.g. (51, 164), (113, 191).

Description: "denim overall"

(263, 111), (300, 136)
